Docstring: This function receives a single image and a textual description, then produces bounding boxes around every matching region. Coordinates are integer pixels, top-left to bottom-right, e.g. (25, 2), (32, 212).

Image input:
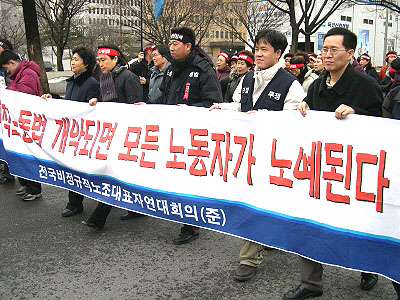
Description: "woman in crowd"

(215, 51), (231, 80)
(289, 56), (318, 93)
(82, 44), (143, 229)
(283, 53), (294, 72)
(313, 54), (324, 75)
(223, 50), (254, 103)
(42, 47), (100, 217)
(359, 53), (379, 83)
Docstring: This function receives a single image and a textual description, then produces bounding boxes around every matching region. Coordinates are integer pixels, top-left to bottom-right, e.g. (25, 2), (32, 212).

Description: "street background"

(0, 180), (396, 300)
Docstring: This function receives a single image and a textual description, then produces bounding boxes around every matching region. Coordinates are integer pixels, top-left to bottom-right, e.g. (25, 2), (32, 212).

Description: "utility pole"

(383, 7), (389, 63)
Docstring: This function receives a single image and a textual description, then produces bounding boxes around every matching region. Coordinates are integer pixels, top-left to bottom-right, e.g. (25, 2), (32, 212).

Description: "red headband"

(290, 64), (304, 69)
(360, 55), (370, 61)
(98, 48), (121, 56)
(285, 56), (292, 61)
(308, 55), (316, 61)
(219, 52), (230, 61)
(390, 66), (399, 73)
(387, 54), (397, 59)
(317, 54), (323, 60)
(145, 44), (156, 52)
(238, 54), (253, 65)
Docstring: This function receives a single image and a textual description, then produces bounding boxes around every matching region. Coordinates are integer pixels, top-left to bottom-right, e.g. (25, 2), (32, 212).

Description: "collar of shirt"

(253, 62), (281, 94)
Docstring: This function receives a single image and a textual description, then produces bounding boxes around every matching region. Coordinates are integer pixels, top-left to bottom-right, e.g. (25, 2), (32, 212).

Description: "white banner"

(0, 89), (399, 282)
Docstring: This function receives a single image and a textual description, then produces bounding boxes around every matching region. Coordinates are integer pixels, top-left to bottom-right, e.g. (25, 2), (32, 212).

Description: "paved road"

(0, 180), (396, 300)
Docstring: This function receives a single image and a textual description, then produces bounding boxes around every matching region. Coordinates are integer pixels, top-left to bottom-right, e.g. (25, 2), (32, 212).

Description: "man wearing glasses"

(284, 27), (383, 300)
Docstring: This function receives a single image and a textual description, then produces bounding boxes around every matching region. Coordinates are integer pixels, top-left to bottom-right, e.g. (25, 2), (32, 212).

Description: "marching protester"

(147, 45), (171, 104)
(81, 44), (143, 229)
(307, 52), (317, 69)
(160, 26), (223, 244)
(215, 51), (231, 80)
(0, 50), (43, 201)
(359, 53), (379, 82)
(130, 44), (154, 102)
(0, 39), (14, 184)
(222, 50), (254, 103)
(229, 54), (238, 71)
(382, 57), (400, 117)
(288, 55), (319, 92)
(313, 54), (324, 75)
(283, 52), (294, 72)
(210, 29), (305, 282)
(284, 27), (382, 300)
(379, 50), (397, 82)
(41, 47), (100, 217)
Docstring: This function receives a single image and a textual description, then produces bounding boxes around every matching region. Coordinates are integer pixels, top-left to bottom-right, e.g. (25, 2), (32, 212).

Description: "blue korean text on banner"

(154, 0), (165, 21)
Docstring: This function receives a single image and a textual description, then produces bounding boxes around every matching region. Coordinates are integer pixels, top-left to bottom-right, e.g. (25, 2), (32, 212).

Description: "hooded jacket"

(8, 60), (41, 96)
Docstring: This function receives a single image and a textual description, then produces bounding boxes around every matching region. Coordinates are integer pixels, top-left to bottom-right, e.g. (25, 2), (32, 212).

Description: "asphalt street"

(0, 180), (396, 300)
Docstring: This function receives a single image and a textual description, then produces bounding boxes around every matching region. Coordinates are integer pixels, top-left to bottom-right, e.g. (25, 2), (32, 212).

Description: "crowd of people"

(0, 26), (399, 299)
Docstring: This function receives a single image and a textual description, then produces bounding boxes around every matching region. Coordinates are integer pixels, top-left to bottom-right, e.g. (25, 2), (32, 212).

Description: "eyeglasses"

(321, 47), (348, 55)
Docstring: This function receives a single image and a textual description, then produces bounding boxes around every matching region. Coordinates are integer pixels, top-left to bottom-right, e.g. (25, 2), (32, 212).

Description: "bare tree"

(35, 0), (89, 71)
(216, 0), (289, 49)
(124, 0), (220, 46)
(268, 0), (350, 52)
(0, 1), (26, 53)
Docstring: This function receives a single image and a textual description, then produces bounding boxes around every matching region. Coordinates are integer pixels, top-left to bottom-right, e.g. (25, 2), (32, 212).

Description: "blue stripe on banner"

(5, 149), (400, 283)
(0, 138), (6, 162)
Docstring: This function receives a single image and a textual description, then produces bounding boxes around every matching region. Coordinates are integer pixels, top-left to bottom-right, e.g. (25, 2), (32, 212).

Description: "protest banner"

(1, 89), (399, 282)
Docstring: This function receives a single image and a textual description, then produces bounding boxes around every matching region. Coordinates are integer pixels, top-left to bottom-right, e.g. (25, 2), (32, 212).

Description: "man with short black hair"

(161, 26), (222, 244)
(0, 49), (43, 201)
(211, 29), (304, 281)
(283, 27), (382, 300)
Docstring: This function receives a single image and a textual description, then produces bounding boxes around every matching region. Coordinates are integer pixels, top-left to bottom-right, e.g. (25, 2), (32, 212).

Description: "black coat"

(305, 64), (382, 116)
(365, 66), (379, 83)
(99, 66), (143, 104)
(130, 59), (153, 102)
(65, 70), (100, 102)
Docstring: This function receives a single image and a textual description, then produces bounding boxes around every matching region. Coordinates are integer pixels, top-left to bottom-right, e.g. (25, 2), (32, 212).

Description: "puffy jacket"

(8, 60), (41, 96)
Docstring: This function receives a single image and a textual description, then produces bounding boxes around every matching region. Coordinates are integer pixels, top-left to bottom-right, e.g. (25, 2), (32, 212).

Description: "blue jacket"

(65, 70), (100, 102)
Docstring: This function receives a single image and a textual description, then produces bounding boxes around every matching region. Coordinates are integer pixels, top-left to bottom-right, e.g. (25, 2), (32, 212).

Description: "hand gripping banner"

(0, 89), (399, 283)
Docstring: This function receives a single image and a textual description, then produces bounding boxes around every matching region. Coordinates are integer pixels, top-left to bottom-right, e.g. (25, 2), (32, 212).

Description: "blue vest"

(163, 66), (203, 105)
(240, 68), (296, 112)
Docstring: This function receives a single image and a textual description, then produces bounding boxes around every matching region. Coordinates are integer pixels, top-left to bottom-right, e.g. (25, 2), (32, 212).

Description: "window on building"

(97, 8), (100, 14)
(369, 19), (373, 24)
(216, 31), (219, 38)
(89, 18), (91, 24)
(225, 31), (228, 39)
(384, 22), (393, 27)
(341, 15), (351, 22)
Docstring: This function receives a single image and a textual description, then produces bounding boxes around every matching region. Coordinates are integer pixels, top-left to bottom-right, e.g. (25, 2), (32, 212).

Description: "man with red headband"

(160, 26), (222, 244)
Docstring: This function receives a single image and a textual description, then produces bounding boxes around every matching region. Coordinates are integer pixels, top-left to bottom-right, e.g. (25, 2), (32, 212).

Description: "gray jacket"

(148, 62), (170, 104)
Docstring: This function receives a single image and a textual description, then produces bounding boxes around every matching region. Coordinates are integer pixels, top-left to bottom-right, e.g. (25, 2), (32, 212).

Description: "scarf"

(100, 65), (119, 102)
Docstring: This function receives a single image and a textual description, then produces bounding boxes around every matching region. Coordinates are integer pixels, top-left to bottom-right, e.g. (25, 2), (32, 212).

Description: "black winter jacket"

(305, 64), (382, 116)
(160, 51), (222, 107)
(130, 59), (153, 102)
(99, 66), (143, 104)
(65, 70), (100, 102)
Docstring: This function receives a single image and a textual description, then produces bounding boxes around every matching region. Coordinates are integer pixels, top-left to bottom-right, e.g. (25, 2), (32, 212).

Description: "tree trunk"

(56, 46), (64, 71)
(304, 33), (311, 52)
(21, 0), (49, 94)
(290, 26), (299, 53)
